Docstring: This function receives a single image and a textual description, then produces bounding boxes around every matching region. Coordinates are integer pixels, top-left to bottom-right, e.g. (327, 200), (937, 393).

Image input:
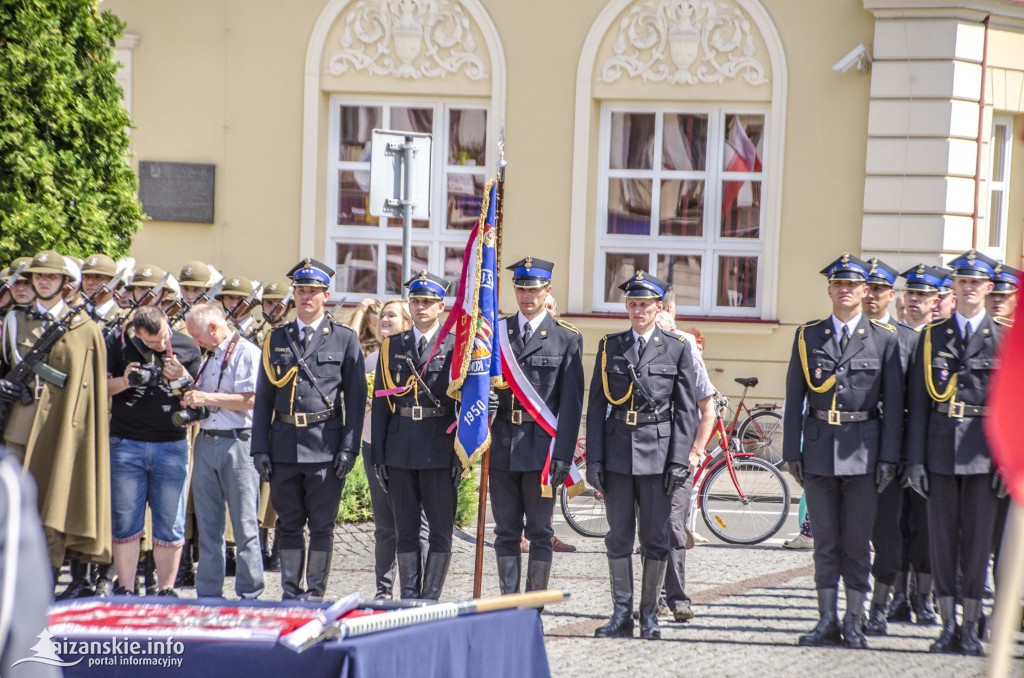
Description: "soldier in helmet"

(217, 276), (263, 345)
(179, 261), (220, 307)
(0, 251), (111, 597)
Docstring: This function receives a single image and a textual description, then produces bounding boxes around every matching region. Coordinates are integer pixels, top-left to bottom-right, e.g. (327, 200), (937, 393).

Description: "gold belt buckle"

(411, 406), (423, 421)
(827, 410), (842, 426)
(294, 412), (308, 427)
(625, 410), (638, 426)
(948, 401), (965, 419)
(511, 410), (523, 425)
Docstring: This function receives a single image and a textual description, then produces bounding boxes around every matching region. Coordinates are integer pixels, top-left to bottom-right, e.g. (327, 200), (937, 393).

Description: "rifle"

(170, 278), (225, 326)
(99, 264), (141, 341)
(0, 276), (121, 430)
(0, 261), (28, 301)
(251, 286), (294, 339)
(226, 282), (263, 324)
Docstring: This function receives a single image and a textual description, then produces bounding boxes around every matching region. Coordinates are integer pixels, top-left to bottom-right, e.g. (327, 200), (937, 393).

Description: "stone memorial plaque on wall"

(138, 161), (215, 223)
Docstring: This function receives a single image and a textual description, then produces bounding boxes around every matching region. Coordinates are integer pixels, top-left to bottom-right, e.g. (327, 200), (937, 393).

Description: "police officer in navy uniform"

(860, 257), (921, 635)
(986, 262), (1019, 321)
(251, 259), (366, 600)
(934, 268), (956, 320)
(886, 265), (946, 627)
(905, 249), (1009, 656)
(491, 257), (584, 595)
(372, 271), (460, 600)
(783, 253), (904, 649)
(586, 271), (697, 641)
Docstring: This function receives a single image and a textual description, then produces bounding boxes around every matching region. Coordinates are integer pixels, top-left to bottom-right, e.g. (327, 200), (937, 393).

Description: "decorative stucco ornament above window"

(600, 0), (768, 85)
(326, 0), (489, 80)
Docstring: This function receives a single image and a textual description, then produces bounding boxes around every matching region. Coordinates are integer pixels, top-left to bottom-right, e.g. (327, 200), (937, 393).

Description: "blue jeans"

(192, 431), (264, 599)
(110, 436), (189, 546)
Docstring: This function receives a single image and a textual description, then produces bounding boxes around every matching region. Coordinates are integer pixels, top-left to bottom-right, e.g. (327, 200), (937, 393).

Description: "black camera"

(127, 363), (162, 387)
(171, 406), (210, 427)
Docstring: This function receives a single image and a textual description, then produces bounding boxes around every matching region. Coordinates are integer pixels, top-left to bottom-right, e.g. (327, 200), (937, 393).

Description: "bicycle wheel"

(700, 456), (790, 545)
(738, 409), (784, 466)
(559, 460), (609, 538)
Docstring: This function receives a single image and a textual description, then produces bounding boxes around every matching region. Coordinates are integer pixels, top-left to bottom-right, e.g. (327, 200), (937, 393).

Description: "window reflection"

(717, 256), (758, 308)
(720, 180), (761, 238)
(385, 245), (429, 294)
(604, 253), (648, 303)
(449, 109), (487, 166)
(657, 254), (702, 307)
(659, 180), (704, 237)
(663, 114), (707, 171)
(607, 178), (652, 235)
(610, 112), (655, 170)
(447, 174), (485, 231)
(339, 106), (380, 162)
(335, 244), (377, 293)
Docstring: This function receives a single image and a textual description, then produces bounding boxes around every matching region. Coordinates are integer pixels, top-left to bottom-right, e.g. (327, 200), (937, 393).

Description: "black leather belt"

(810, 408), (878, 425)
(934, 401), (985, 419)
(498, 408), (535, 425)
(397, 405), (454, 421)
(200, 428), (251, 441)
(612, 409), (671, 426)
(276, 408), (337, 427)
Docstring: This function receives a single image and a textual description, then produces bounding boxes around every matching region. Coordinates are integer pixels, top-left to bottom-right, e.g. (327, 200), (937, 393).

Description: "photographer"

(106, 306), (201, 596)
(184, 303), (264, 599)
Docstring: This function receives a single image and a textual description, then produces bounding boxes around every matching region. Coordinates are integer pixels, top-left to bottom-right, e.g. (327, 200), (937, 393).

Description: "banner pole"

(473, 449), (490, 598)
(988, 501), (1024, 678)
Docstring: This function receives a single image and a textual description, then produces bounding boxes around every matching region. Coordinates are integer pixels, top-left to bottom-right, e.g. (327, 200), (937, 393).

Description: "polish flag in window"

(721, 117), (762, 219)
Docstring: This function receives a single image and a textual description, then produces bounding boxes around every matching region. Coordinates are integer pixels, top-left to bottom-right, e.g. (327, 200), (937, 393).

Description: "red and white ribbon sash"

(497, 319), (583, 497)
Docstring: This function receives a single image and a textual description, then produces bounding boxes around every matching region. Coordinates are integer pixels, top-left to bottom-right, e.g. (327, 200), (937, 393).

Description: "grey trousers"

(664, 476), (694, 606)
(192, 433), (264, 598)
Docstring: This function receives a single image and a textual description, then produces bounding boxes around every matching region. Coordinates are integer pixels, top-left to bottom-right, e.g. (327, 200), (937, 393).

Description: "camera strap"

(195, 332), (241, 393)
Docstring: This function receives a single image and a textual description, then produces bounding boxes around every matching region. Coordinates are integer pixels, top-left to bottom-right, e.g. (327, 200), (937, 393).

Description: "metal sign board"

(369, 130), (432, 219)
(138, 161), (215, 224)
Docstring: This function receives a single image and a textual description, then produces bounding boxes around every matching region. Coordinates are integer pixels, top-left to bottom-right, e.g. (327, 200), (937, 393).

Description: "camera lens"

(127, 369), (152, 387)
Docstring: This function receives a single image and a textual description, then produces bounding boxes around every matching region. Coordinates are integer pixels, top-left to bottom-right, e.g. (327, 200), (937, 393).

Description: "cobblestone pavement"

(155, 519), (1024, 677)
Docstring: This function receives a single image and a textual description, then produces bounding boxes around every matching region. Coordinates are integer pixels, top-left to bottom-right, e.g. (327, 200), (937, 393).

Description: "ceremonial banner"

(445, 179), (503, 467)
(497, 319), (585, 499)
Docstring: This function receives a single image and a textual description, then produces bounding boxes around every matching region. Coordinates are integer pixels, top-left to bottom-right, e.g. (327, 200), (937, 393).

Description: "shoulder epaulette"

(871, 319), (896, 333)
(924, 319), (946, 329)
(500, 313), (515, 321)
(556, 319), (579, 334)
(994, 316), (1014, 327)
(799, 318), (826, 329)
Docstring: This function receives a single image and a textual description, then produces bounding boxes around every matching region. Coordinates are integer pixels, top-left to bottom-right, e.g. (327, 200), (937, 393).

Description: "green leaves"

(0, 0), (143, 262)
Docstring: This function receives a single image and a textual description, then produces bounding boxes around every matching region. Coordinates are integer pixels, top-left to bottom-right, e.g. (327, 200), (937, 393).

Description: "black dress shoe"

(842, 614), (869, 649)
(864, 604), (888, 636)
(930, 597), (960, 654)
(887, 592), (912, 622)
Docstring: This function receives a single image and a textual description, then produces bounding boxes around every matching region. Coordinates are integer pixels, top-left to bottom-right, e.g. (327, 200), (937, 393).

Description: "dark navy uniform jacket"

(782, 315), (904, 476)
(371, 329), (457, 470)
(585, 328), (698, 476)
(905, 314), (1006, 475)
(491, 313), (585, 473)
(252, 318), (366, 464)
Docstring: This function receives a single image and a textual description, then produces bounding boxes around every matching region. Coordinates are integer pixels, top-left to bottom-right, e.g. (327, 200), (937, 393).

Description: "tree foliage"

(0, 0), (143, 262)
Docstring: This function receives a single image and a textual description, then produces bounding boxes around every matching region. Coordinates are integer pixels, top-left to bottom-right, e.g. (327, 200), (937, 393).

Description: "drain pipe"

(971, 15), (990, 249)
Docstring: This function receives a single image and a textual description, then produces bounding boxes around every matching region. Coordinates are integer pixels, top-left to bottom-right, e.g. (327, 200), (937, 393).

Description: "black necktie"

(637, 336), (647, 358)
(962, 323), (972, 346)
(418, 335), (428, 357)
(839, 326), (850, 354)
(522, 323), (532, 345)
(302, 325), (313, 348)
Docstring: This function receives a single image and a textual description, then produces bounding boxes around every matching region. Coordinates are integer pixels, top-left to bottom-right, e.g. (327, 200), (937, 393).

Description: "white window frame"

(593, 102), (770, 318)
(325, 95), (490, 301)
(987, 115), (1012, 254)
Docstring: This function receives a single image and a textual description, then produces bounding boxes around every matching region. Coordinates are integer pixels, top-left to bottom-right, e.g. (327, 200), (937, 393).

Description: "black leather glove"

(585, 461), (605, 494)
(452, 461), (465, 488)
(253, 453), (272, 483)
(549, 459), (571, 490)
(375, 464), (389, 494)
(993, 472), (1009, 499)
(333, 450), (356, 481)
(787, 460), (804, 488)
(0, 378), (26, 404)
(906, 464), (928, 498)
(875, 462), (897, 494)
(488, 390), (499, 416)
(664, 463), (691, 495)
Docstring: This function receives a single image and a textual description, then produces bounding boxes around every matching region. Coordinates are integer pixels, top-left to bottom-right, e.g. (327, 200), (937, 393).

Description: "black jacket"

(371, 329), (457, 470)
(782, 315), (904, 476)
(905, 314), (1006, 475)
(585, 328), (698, 475)
(252, 318), (365, 464)
(491, 313), (585, 473)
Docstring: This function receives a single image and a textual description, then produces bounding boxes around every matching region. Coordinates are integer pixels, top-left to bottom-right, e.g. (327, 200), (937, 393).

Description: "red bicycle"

(561, 392), (789, 544)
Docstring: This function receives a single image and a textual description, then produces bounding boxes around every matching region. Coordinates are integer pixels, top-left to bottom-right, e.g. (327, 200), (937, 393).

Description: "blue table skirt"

(49, 597), (550, 678)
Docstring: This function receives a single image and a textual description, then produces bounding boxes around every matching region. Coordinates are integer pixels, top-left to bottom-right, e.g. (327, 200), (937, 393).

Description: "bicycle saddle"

(734, 377), (758, 388)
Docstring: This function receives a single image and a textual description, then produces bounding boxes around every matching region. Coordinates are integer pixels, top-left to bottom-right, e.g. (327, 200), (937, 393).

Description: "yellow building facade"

(105, 0), (1024, 404)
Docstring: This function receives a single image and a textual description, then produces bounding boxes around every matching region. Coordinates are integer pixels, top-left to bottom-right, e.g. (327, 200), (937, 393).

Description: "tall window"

(327, 98), (489, 298)
(988, 116), (1012, 251)
(595, 104), (767, 317)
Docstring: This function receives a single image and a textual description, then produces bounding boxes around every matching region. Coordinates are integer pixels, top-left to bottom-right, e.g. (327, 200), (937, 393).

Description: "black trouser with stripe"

(927, 473), (999, 599)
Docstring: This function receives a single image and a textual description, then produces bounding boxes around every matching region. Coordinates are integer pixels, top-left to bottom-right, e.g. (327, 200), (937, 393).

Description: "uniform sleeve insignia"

(870, 319), (896, 333)
(994, 316), (1014, 327)
(555, 319), (579, 334)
